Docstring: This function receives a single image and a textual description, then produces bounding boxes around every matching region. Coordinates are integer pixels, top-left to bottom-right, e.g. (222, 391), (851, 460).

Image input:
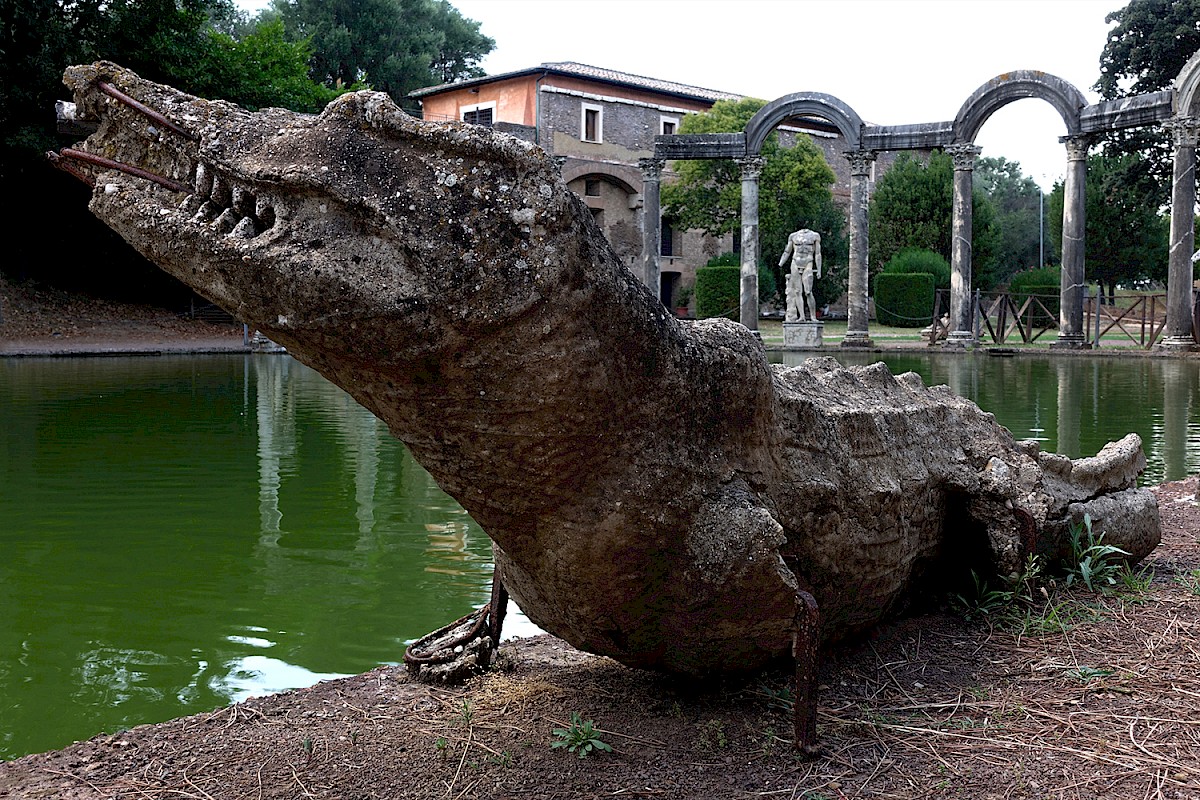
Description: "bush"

(880, 248), (951, 290)
(875, 272), (935, 327)
(696, 265), (740, 320)
(1008, 266), (1060, 326)
(706, 252), (739, 268)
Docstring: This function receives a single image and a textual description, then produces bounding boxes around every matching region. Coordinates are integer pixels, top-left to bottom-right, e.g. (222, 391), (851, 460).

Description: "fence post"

(1093, 286), (1101, 348)
(973, 288), (982, 342)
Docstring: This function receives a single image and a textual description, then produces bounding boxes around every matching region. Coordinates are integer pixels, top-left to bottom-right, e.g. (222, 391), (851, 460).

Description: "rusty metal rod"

(46, 150), (97, 187)
(97, 81), (198, 142)
(57, 148), (191, 194)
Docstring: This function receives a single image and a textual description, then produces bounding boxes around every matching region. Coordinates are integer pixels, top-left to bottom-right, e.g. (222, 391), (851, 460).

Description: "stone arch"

(744, 92), (864, 154)
(560, 161), (641, 195)
(952, 70), (1087, 143)
(1174, 49), (1200, 116)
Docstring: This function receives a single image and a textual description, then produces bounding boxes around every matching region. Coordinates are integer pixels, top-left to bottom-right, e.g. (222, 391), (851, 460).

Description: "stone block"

(783, 321), (823, 348)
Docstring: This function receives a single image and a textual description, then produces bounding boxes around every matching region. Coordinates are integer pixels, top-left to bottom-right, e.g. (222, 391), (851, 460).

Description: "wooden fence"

(928, 289), (1189, 349)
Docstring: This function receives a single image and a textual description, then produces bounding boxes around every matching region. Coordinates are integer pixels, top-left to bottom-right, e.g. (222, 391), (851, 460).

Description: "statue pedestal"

(783, 321), (824, 348)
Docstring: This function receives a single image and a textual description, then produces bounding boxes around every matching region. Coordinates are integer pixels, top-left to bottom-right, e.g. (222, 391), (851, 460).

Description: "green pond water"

(1, 351), (1196, 760)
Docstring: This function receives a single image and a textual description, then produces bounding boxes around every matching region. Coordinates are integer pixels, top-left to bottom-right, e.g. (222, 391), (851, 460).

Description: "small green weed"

(550, 712), (613, 759)
(1067, 666), (1114, 683)
(954, 555), (1043, 622)
(1064, 514), (1128, 593)
(698, 719), (728, 750)
(1116, 562), (1155, 598)
(755, 681), (794, 712)
(1175, 569), (1200, 595)
(458, 699), (474, 727)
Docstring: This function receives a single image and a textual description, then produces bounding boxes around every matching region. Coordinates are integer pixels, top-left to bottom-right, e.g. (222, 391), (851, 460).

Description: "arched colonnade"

(639, 58), (1200, 352)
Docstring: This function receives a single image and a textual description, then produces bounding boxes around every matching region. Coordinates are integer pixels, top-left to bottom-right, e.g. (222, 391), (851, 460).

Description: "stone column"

(1052, 135), (1091, 349)
(639, 157), (665, 301)
(737, 156), (765, 332)
(842, 149), (876, 348)
(1158, 117), (1200, 352)
(946, 143), (982, 348)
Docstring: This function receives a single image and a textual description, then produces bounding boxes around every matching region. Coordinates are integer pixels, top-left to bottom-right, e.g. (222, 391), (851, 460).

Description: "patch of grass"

(954, 555), (1044, 622)
(550, 712), (612, 759)
(1116, 562), (1155, 601)
(1174, 569), (1200, 595)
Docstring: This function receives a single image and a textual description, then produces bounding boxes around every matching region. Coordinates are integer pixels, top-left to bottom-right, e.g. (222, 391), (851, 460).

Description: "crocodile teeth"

(213, 207), (239, 233)
(194, 162), (213, 198)
(230, 216), (258, 239)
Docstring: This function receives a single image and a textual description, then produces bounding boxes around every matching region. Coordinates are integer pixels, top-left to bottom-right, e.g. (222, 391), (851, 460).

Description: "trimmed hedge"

(880, 248), (951, 290)
(875, 272), (935, 328)
(696, 265), (740, 320)
(1008, 267), (1060, 326)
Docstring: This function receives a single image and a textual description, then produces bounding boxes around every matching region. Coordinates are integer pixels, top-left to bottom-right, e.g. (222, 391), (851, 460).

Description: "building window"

(660, 218), (676, 257)
(581, 102), (603, 143)
(660, 116), (679, 136)
(584, 178), (601, 197)
(461, 102), (495, 127)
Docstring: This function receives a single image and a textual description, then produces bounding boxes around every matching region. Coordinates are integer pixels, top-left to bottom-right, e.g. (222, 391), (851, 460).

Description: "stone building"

(409, 62), (860, 308)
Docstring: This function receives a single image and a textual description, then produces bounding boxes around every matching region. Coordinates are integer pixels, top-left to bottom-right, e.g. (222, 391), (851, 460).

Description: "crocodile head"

(57, 61), (617, 369)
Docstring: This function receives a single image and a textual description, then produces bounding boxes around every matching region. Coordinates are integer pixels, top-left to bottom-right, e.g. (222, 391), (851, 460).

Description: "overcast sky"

(240, 0), (1131, 190)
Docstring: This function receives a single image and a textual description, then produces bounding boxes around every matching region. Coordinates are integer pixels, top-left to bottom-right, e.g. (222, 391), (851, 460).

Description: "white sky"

(241, 0), (1130, 190)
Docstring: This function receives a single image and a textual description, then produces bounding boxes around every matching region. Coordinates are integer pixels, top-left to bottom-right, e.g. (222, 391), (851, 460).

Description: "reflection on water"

(0, 355), (531, 760)
(2, 351), (1192, 759)
(772, 351), (1199, 483)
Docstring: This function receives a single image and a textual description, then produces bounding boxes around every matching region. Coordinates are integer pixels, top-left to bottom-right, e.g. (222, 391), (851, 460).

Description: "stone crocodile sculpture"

(54, 62), (1160, 746)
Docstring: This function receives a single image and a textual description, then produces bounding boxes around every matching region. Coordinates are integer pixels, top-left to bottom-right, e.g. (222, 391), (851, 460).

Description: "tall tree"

(0, 0), (342, 297)
(868, 151), (1001, 289)
(973, 156), (1052, 284)
(1095, 0), (1200, 200)
(660, 98), (848, 305)
(193, 19), (341, 112)
(270, 0), (493, 107)
(1048, 153), (1169, 302)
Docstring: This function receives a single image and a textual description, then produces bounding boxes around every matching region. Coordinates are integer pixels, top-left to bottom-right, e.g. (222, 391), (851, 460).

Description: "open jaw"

(52, 68), (283, 253)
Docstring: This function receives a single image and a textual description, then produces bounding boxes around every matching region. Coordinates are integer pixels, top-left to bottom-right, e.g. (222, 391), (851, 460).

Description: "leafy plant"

(1064, 515), (1129, 593)
(675, 282), (694, 307)
(550, 712), (613, 759)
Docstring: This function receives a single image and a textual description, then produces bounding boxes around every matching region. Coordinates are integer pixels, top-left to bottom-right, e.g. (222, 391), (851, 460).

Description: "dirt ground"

(0, 276), (245, 355)
(2, 277), (1199, 799)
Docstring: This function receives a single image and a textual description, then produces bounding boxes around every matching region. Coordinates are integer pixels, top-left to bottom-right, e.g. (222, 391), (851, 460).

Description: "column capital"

(1060, 135), (1094, 162)
(1164, 116), (1200, 149)
(843, 149), (877, 177)
(638, 157), (665, 180)
(945, 143), (983, 171)
(735, 155), (765, 181)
